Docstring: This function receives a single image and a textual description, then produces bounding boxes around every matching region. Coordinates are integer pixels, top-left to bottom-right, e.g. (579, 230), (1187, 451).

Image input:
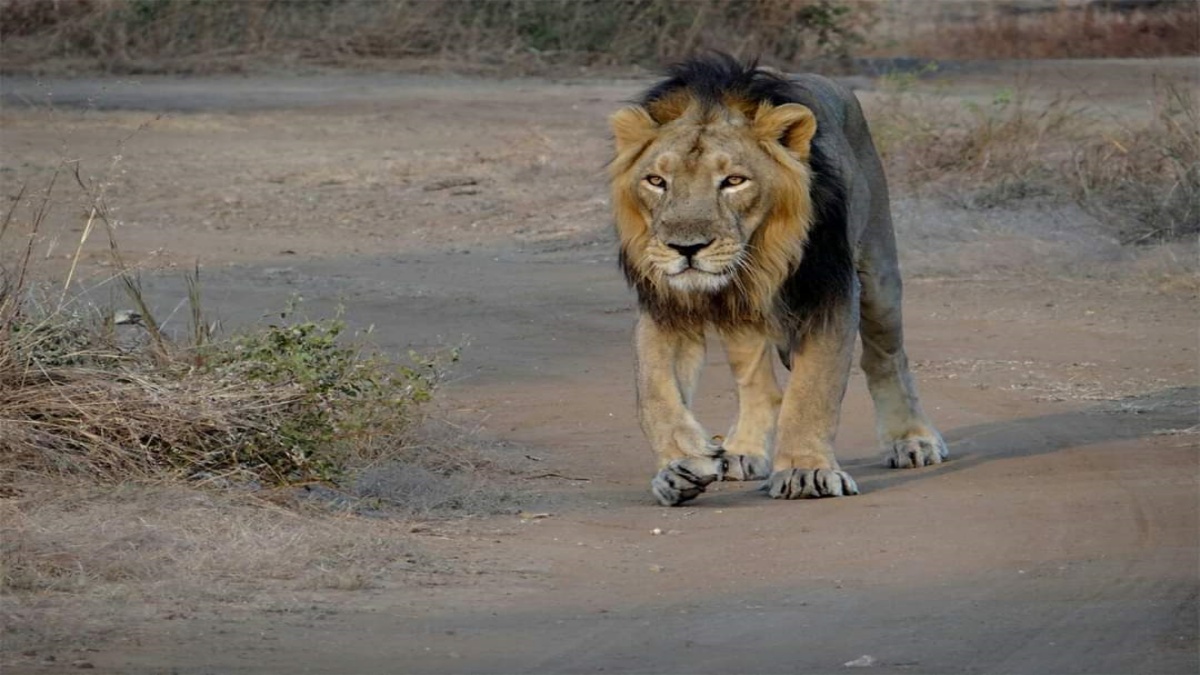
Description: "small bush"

(1071, 83), (1200, 243)
(0, 173), (454, 486)
(0, 296), (453, 485)
(200, 307), (453, 482)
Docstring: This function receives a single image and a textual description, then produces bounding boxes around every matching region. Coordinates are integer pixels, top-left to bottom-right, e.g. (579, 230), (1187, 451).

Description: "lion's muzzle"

(654, 236), (743, 293)
(665, 239), (714, 264)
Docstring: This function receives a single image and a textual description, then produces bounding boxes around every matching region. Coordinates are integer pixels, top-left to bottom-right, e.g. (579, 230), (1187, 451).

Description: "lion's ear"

(610, 106), (657, 154)
(752, 103), (817, 160)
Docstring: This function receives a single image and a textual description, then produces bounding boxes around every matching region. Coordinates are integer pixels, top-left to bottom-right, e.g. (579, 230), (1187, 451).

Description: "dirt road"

(2, 62), (1197, 673)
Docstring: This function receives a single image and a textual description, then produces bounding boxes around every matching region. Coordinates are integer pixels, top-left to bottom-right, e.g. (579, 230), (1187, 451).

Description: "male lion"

(608, 54), (947, 506)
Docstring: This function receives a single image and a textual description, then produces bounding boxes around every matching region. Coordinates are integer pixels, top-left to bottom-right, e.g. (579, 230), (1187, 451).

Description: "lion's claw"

(651, 457), (721, 506)
(766, 467), (859, 499)
(885, 432), (948, 469)
(720, 453), (772, 481)
(650, 453), (772, 506)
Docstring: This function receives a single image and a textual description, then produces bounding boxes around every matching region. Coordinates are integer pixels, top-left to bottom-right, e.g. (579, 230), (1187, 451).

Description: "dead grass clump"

(1, 359), (299, 480)
(1071, 83), (1200, 244)
(888, 2), (1199, 60)
(0, 298), (448, 485)
(0, 0), (868, 74)
(0, 172), (450, 487)
(868, 75), (1198, 243)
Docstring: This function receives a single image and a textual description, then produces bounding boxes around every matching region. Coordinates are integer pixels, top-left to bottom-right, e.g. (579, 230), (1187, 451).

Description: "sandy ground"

(1, 60), (1198, 674)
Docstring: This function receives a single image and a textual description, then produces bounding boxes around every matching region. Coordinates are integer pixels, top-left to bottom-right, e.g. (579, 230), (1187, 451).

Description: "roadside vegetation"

(0, 153), (512, 603)
(1, 172), (456, 487)
(877, 0), (1199, 60)
(0, 0), (867, 74)
(868, 73), (1199, 245)
(2, 0), (1195, 76)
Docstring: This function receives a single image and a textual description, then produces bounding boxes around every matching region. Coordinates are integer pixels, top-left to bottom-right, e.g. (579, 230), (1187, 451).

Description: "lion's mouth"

(665, 267), (733, 292)
(667, 265), (724, 278)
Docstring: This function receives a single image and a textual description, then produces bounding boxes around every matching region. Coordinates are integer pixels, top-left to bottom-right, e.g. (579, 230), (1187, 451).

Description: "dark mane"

(626, 53), (855, 347)
(777, 138), (855, 352)
(639, 52), (798, 117)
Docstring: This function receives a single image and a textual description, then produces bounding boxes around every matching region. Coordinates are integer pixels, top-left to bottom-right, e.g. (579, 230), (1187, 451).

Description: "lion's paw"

(885, 431), (948, 469)
(651, 457), (722, 506)
(765, 467), (859, 499)
(719, 453), (772, 482)
(650, 453), (771, 506)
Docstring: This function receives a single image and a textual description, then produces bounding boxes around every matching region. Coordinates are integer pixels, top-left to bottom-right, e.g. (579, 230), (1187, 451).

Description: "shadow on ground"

(846, 385), (1198, 492)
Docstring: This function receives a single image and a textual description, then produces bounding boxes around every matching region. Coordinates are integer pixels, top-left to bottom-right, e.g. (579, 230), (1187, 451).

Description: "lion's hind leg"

(857, 260), (948, 469)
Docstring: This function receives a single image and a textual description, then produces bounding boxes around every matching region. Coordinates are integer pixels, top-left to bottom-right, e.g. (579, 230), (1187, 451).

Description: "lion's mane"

(609, 54), (855, 343)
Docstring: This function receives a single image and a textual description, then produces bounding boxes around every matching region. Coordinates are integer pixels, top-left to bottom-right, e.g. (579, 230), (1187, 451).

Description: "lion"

(608, 54), (948, 506)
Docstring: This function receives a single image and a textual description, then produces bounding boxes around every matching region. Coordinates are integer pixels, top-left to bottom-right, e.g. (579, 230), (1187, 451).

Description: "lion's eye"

(720, 175), (749, 189)
(645, 175), (666, 189)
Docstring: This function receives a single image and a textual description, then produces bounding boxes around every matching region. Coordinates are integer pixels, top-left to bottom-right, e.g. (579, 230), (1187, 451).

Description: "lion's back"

(785, 73), (889, 244)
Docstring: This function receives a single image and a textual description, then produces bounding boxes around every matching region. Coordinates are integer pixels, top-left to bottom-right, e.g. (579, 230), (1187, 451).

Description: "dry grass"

(4, 0), (1194, 75)
(866, 74), (1199, 244)
(1, 359), (302, 480)
(881, 1), (1199, 60)
(1072, 83), (1200, 243)
(0, 276), (448, 486)
(869, 79), (1082, 205)
(0, 164), (455, 487)
(0, 0), (867, 75)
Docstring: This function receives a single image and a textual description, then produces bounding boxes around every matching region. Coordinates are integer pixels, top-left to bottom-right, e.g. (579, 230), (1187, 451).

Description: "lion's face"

(610, 97), (818, 300)
(627, 120), (776, 293)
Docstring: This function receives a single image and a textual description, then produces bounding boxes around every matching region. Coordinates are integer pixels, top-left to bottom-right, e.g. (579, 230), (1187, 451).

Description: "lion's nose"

(667, 240), (714, 261)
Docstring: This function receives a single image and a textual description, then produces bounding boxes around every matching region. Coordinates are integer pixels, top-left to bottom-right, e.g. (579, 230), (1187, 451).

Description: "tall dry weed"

(0, 0), (867, 73)
(1072, 82), (1200, 243)
(868, 74), (1198, 243)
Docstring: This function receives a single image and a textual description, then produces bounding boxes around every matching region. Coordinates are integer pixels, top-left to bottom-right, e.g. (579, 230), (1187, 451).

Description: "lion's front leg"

(635, 315), (712, 464)
(636, 315), (720, 506)
(768, 314), (861, 500)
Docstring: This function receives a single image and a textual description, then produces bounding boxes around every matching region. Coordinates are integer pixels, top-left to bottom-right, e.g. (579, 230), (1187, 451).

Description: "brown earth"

(1, 60), (1197, 674)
